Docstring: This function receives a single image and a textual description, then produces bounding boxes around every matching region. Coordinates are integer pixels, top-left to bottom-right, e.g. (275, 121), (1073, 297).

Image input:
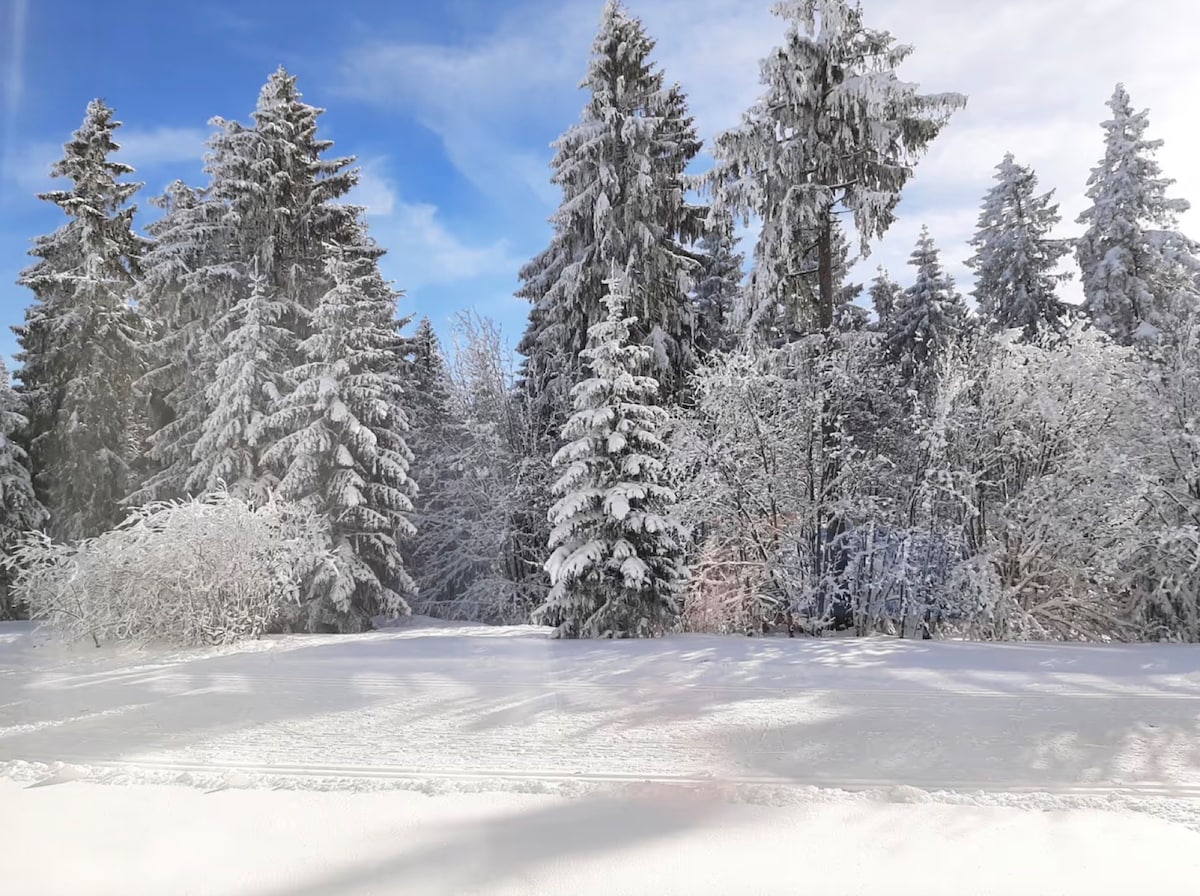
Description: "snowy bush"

(683, 528), (784, 635)
(5, 491), (333, 646)
(927, 327), (1146, 641)
(675, 334), (904, 634)
(838, 524), (961, 638)
(1115, 319), (1200, 641)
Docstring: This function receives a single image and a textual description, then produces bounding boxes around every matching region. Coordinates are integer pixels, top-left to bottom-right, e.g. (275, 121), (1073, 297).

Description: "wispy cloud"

(352, 163), (397, 217)
(337, 1), (595, 208)
(3, 140), (55, 196)
(337, 0), (1200, 306)
(2, 125), (209, 199)
(2, 0), (27, 116)
(116, 126), (208, 170)
(348, 160), (521, 293)
(0, 0), (30, 198)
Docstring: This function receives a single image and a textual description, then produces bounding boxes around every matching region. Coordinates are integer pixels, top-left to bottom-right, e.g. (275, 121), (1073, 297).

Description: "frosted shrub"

(6, 491), (333, 647)
(682, 535), (774, 635)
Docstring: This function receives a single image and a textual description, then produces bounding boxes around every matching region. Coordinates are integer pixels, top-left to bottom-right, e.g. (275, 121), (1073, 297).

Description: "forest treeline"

(2, 0), (1198, 643)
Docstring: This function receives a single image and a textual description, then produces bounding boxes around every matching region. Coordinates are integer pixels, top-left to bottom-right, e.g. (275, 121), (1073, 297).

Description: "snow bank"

(3, 778), (1199, 896)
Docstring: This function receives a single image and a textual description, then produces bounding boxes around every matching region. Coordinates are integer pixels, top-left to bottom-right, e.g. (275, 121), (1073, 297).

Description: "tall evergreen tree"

(0, 360), (47, 616)
(885, 227), (970, 387)
(517, 0), (704, 433)
(692, 209), (745, 356)
(968, 153), (1070, 337)
(134, 181), (228, 502)
(405, 317), (474, 607)
(708, 0), (964, 337)
(14, 100), (147, 541)
(1076, 84), (1199, 344)
(138, 68), (363, 503)
(404, 318), (457, 475)
(261, 235), (417, 629)
(189, 266), (291, 500)
(228, 68), (360, 315)
(534, 273), (686, 639)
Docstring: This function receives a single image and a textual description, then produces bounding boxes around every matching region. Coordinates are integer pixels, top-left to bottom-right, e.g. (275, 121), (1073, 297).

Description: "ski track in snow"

(3, 618), (1200, 827)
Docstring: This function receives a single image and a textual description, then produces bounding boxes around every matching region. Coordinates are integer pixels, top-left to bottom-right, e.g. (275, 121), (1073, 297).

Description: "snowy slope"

(3, 618), (1200, 894)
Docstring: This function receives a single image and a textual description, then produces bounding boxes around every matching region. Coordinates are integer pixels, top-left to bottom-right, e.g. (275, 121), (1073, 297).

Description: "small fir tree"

(693, 209), (745, 356)
(1076, 84), (1199, 344)
(535, 272), (686, 639)
(968, 153), (1070, 337)
(868, 267), (902, 326)
(885, 227), (970, 388)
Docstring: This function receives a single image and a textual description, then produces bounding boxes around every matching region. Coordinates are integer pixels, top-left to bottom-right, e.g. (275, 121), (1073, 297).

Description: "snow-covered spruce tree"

(518, 0), (704, 433)
(967, 153), (1070, 338)
(15, 100), (148, 541)
(0, 361), (47, 618)
(133, 180), (230, 503)
(188, 266), (291, 500)
(404, 317), (459, 478)
(407, 317), (455, 428)
(692, 208), (746, 357)
(260, 236), (417, 631)
(218, 67), (361, 315)
(1076, 84), (1200, 345)
(707, 0), (964, 338)
(137, 68), (363, 504)
(885, 227), (970, 389)
(404, 317), (475, 608)
(535, 274), (686, 639)
(868, 267), (901, 326)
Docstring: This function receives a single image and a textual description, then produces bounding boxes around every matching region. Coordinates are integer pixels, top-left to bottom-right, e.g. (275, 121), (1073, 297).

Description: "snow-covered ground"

(4, 618), (1200, 894)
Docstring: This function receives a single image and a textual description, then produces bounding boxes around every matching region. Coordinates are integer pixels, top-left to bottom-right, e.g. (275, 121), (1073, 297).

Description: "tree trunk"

(817, 217), (834, 332)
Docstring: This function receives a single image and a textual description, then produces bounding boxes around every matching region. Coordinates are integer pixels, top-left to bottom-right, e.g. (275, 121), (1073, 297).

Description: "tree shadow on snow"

(3, 621), (1200, 810)
(255, 785), (737, 896)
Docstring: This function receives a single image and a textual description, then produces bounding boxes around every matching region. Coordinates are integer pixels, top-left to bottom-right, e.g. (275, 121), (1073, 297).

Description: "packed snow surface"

(3, 618), (1200, 894)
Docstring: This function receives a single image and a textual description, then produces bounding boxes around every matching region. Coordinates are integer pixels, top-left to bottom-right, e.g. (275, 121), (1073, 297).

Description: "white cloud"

(338, 4), (594, 207)
(352, 164), (397, 217)
(115, 126), (208, 170)
(348, 160), (521, 291)
(3, 139), (55, 195)
(3, 125), (208, 200)
(2, 0), (27, 121)
(338, 0), (1200, 305)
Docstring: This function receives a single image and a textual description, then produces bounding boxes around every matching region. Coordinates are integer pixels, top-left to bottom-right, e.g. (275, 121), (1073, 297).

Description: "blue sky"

(2, 0), (1198, 368)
